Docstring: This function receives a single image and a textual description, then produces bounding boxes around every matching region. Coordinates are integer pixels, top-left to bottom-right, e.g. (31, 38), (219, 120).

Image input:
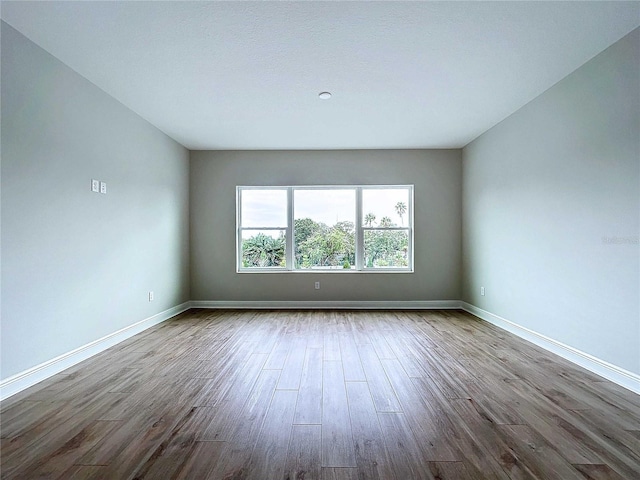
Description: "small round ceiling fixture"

(318, 91), (332, 100)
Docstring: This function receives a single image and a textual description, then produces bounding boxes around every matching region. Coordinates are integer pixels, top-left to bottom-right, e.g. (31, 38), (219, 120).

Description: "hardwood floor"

(1, 309), (639, 479)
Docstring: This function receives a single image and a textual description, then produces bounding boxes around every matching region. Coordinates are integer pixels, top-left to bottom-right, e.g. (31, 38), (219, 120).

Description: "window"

(237, 185), (413, 272)
(362, 188), (411, 269)
(238, 188), (287, 269)
(294, 189), (356, 269)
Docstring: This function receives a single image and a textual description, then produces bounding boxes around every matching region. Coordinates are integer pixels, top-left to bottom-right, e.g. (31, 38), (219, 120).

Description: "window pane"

(364, 230), (409, 268)
(241, 189), (287, 227)
(362, 188), (410, 228)
(294, 189), (355, 269)
(240, 230), (286, 268)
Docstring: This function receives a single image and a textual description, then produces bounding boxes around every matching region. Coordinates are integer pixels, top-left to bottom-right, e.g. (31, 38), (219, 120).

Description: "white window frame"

(237, 185), (414, 273)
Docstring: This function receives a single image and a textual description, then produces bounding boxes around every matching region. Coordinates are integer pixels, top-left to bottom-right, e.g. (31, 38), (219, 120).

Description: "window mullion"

(409, 185), (414, 270)
(237, 187), (242, 271)
(355, 187), (363, 270)
(286, 187), (294, 271)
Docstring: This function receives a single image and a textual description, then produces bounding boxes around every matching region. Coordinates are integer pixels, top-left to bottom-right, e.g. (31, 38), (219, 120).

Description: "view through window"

(237, 186), (413, 271)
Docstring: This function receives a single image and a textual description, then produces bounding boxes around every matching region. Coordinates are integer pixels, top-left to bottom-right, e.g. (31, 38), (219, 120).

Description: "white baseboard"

(190, 300), (461, 310)
(461, 302), (640, 395)
(0, 302), (191, 401)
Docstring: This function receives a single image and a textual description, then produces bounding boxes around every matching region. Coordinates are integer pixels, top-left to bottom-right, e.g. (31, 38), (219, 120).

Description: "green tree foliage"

(297, 220), (355, 268)
(364, 215), (408, 268)
(294, 218), (321, 267)
(241, 233), (285, 267)
(364, 230), (408, 267)
(241, 206), (408, 269)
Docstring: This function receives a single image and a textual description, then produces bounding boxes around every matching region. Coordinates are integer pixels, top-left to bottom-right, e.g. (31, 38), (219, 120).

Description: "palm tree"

(379, 216), (393, 228)
(242, 233), (285, 267)
(364, 213), (376, 227)
(262, 235), (285, 266)
(395, 201), (407, 226)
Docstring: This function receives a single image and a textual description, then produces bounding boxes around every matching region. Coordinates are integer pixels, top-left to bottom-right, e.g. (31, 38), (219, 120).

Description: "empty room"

(1, 1), (639, 479)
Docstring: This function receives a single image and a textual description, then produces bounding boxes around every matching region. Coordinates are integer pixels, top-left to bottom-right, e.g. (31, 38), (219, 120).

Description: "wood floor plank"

(79, 406), (192, 479)
(294, 347), (323, 424)
(103, 407), (197, 478)
(246, 389), (297, 480)
(324, 332), (342, 361)
(130, 407), (202, 479)
(447, 397), (536, 478)
(496, 424), (587, 480)
(6, 373), (81, 404)
(203, 369), (280, 442)
(534, 404), (639, 479)
(383, 333), (424, 378)
(204, 370), (280, 477)
(422, 374), (527, 427)
(0, 399), (68, 439)
(367, 327), (397, 360)
(11, 420), (123, 480)
(591, 380), (640, 412)
(347, 312), (373, 346)
(338, 332), (366, 382)
(427, 461), (475, 480)
(357, 344), (402, 413)
(264, 337), (291, 370)
(345, 381), (396, 479)
(571, 463), (626, 480)
(321, 361), (356, 467)
(562, 383), (640, 431)
(174, 441), (228, 480)
(56, 465), (107, 480)
(377, 412), (438, 480)
(321, 467), (359, 480)
(408, 339), (471, 399)
(278, 336), (308, 390)
(1, 392), (128, 476)
(381, 358), (459, 462)
(198, 352), (267, 410)
(563, 407), (640, 477)
(627, 429), (640, 441)
(2, 309), (638, 480)
(502, 383), (606, 464)
(284, 424), (322, 480)
(249, 315), (282, 355)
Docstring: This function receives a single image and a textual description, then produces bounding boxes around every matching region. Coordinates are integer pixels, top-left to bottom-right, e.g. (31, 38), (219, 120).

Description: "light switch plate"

(91, 179), (99, 192)
(100, 182), (107, 194)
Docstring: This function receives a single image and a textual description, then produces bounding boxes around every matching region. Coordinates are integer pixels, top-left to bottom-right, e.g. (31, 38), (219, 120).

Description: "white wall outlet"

(149, 291), (154, 302)
(315, 281), (320, 290)
(100, 182), (107, 194)
(480, 286), (485, 296)
(91, 179), (99, 192)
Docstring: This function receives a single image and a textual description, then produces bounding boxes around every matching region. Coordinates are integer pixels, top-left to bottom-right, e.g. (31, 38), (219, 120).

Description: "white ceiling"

(2, 1), (639, 150)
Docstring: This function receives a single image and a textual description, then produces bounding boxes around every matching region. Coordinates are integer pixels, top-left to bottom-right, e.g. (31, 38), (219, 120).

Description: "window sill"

(237, 269), (414, 274)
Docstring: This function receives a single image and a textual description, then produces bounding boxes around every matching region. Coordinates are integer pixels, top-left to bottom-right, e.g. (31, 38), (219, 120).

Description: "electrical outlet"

(315, 281), (320, 290)
(100, 182), (107, 194)
(149, 291), (154, 302)
(480, 286), (485, 296)
(91, 179), (99, 192)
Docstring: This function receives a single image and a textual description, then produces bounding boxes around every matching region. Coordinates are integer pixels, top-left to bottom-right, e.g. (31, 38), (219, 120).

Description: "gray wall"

(1, 23), (190, 380)
(462, 28), (640, 374)
(191, 150), (462, 302)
